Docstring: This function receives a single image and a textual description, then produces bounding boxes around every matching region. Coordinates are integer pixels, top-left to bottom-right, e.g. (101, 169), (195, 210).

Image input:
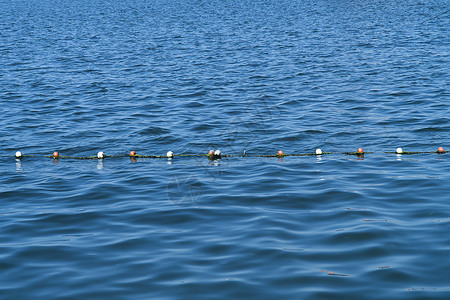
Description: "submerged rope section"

(11, 147), (446, 160)
(422, 8), (450, 24)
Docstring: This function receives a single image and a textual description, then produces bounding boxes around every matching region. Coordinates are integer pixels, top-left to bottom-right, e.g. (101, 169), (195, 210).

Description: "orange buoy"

(53, 151), (59, 158)
(208, 150), (214, 156)
(437, 147), (445, 153)
(277, 150), (284, 156)
(129, 151), (137, 156)
(357, 148), (364, 153)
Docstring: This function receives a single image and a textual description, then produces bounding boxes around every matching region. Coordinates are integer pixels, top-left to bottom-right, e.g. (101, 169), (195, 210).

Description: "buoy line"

(8, 147), (446, 160)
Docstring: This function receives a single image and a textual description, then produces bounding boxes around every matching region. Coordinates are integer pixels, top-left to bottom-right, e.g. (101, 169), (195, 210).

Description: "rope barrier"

(8, 147), (446, 161)
(422, 8), (450, 24)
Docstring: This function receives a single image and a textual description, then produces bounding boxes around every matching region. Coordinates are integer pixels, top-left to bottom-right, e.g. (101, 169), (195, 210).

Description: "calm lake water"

(1, 0), (449, 298)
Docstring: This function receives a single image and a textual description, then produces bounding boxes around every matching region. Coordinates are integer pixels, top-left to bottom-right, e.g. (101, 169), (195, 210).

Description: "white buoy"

(396, 147), (403, 154)
(214, 150), (221, 156)
(15, 151), (22, 158)
(315, 149), (323, 155)
(167, 151), (174, 158)
(97, 151), (105, 159)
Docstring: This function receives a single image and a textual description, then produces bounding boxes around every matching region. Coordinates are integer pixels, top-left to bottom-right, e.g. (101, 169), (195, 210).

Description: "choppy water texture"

(1, 0), (449, 299)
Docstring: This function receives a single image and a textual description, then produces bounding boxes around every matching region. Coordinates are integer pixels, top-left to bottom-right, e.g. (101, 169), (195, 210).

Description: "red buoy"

(129, 151), (137, 156)
(277, 150), (284, 156)
(357, 148), (364, 153)
(437, 147), (445, 153)
(53, 151), (59, 158)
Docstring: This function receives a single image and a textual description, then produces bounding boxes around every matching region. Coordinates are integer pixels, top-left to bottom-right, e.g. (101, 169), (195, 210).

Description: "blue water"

(1, 0), (449, 298)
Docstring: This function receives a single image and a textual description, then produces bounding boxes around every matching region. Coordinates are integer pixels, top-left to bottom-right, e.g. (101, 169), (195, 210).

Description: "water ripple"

(1, 0), (450, 298)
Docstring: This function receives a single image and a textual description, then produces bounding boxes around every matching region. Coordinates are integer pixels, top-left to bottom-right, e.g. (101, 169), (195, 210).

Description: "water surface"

(1, 0), (449, 298)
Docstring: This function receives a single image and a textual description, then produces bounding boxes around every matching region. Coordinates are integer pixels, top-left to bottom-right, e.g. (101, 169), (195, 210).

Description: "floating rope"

(422, 8), (450, 24)
(10, 147), (446, 161)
